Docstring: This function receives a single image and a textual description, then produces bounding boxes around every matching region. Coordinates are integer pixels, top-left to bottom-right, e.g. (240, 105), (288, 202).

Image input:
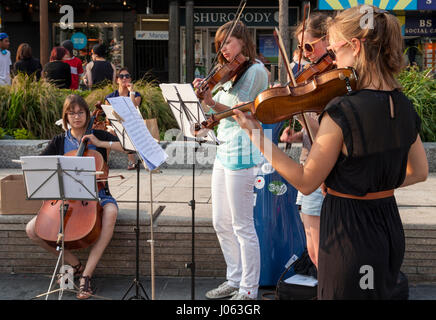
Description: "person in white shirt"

(0, 33), (12, 86)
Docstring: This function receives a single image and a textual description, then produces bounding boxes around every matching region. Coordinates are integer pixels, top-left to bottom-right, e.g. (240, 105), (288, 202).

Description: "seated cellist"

(26, 94), (124, 299)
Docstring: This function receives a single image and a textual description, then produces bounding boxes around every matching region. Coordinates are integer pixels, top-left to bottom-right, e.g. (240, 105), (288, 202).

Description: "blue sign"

(71, 32), (87, 50)
(418, 0), (436, 10)
(318, 0), (418, 10)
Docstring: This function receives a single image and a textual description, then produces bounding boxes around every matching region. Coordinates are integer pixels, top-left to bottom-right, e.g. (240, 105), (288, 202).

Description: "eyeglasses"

(328, 40), (350, 55)
(118, 74), (131, 79)
(297, 35), (326, 53)
(67, 111), (86, 118)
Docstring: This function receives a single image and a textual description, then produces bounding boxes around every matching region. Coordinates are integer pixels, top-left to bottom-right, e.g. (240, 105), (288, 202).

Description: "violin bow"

(274, 27), (299, 151)
(201, 0), (247, 88)
(298, 3), (310, 73)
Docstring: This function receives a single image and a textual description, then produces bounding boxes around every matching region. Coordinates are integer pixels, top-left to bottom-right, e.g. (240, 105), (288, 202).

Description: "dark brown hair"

(62, 94), (91, 130)
(215, 21), (256, 65)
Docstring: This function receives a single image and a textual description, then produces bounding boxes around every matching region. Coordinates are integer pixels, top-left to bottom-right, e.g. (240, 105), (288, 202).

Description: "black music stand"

(101, 104), (150, 300)
(159, 83), (219, 300)
(102, 99), (167, 300)
(19, 155), (101, 300)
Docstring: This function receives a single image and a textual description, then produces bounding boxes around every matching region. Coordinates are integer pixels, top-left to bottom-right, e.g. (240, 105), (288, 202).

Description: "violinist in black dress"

(233, 5), (428, 299)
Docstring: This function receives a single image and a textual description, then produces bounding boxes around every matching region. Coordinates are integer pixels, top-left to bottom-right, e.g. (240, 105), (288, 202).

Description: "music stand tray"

(20, 156), (99, 300)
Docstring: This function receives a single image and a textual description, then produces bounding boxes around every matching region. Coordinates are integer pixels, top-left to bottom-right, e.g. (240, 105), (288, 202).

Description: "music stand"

(159, 83), (219, 300)
(103, 98), (167, 300)
(19, 155), (99, 300)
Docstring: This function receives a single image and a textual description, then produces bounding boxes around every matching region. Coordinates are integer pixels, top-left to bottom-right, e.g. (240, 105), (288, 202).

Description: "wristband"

(108, 141), (113, 149)
(130, 91), (136, 96)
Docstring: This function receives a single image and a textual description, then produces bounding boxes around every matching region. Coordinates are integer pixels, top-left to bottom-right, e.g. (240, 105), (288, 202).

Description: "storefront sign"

(418, 0), (436, 10)
(136, 30), (169, 40)
(405, 15), (436, 36)
(319, 0), (418, 10)
(180, 7), (299, 27)
(70, 32), (87, 50)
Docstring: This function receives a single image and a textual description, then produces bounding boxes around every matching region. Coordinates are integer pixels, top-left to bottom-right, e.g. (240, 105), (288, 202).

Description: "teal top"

(210, 62), (268, 170)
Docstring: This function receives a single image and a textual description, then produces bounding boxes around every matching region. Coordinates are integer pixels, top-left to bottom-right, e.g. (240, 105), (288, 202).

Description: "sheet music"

(106, 96), (168, 170)
(284, 274), (318, 287)
(159, 83), (219, 144)
(101, 104), (135, 152)
(20, 156), (97, 200)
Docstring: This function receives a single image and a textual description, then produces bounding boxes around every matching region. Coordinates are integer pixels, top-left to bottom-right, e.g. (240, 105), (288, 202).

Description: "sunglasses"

(297, 35), (326, 53)
(118, 74), (131, 79)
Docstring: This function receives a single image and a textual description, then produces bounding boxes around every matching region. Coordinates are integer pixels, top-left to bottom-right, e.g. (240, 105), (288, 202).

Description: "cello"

(34, 107), (107, 250)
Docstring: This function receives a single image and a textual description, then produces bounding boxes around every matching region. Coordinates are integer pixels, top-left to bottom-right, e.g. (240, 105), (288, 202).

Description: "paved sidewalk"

(0, 168), (435, 300)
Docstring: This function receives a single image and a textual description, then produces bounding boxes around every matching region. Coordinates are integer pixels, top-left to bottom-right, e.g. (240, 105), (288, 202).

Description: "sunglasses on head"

(297, 35), (326, 53)
(118, 74), (131, 79)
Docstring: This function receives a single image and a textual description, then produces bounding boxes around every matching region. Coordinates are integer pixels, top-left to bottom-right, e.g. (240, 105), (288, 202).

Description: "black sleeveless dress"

(317, 89), (421, 299)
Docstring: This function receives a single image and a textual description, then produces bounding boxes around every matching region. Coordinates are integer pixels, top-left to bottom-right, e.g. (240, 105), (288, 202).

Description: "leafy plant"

(398, 66), (436, 142)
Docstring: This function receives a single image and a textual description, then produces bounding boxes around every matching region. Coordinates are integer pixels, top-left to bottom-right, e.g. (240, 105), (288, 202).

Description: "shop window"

(52, 22), (124, 71)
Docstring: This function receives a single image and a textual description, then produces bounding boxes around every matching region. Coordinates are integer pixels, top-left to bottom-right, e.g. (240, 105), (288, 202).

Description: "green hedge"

(0, 68), (435, 142)
(0, 73), (178, 140)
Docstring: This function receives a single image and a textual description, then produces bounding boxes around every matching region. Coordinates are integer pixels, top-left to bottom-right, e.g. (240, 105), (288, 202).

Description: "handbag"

(262, 249), (318, 300)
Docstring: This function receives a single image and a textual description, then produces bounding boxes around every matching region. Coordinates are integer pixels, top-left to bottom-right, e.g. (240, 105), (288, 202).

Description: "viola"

(295, 51), (335, 84)
(198, 67), (358, 130)
(35, 108), (106, 250)
(196, 53), (249, 100)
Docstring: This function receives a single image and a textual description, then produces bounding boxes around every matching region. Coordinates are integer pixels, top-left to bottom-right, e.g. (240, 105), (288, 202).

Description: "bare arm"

(400, 135), (428, 188)
(234, 110), (343, 195)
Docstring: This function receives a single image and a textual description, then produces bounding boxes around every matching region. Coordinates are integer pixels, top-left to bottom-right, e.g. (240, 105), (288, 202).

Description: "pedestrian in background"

(62, 40), (84, 90)
(42, 46), (71, 89)
(0, 33), (12, 86)
(84, 44), (116, 89)
(13, 43), (42, 80)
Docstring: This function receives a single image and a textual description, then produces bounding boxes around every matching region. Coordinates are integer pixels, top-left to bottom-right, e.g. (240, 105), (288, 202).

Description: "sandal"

(76, 276), (95, 300)
(127, 161), (137, 170)
(72, 262), (84, 278)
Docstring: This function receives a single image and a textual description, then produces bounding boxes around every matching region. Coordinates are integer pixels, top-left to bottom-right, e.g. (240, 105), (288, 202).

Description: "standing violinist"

(280, 12), (331, 269)
(26, 94), (124, 299)
(233, 5), (428, 299)
(192, 21), (268, 300)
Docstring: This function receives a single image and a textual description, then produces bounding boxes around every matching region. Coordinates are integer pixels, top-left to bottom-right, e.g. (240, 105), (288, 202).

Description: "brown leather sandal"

(76, 276), (95, 300)
(72, 262), (84, 278)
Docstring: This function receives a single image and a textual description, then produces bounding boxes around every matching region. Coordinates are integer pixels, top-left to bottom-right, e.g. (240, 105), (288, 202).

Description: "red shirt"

(63, 57), (84, 90)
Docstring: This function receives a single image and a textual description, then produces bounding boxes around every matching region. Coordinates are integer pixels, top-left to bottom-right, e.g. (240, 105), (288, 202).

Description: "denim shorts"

(296, 187), (324, 216)
(99, 188), (118, 209)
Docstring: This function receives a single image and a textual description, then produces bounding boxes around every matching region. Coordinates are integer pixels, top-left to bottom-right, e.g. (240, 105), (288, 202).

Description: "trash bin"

(254, 122), (307, 286)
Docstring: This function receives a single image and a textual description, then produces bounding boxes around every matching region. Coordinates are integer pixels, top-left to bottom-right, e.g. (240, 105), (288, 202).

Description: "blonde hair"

(327, 5), (404, 90)
(215, 21), (256, 65)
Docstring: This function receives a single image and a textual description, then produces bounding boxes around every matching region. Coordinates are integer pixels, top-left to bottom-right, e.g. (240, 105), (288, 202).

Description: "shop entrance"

(134, 39), (168, 83)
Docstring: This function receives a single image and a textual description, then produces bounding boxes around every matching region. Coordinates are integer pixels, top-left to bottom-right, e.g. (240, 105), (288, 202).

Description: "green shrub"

(398, 66), (436, 142)
(0, 73), (178, 139)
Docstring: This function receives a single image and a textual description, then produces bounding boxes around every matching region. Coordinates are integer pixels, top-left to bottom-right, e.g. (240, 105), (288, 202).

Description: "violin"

(198, 67), (358, 130)
(295, 51), (335, 84)
(195, 0), (247, 101)
(35, 108), (107, 250)
(196, 53), (249, 100)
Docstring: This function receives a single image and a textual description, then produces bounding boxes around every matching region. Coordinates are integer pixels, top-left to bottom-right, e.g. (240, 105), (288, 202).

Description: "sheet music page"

(101, 104), (135, 152)
(20, 156), (97, 200)
(106, 97), (168, 170)
(159, 83), (219, 144)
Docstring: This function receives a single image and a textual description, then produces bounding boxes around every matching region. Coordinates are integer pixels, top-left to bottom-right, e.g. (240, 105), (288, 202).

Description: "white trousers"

(211, 160), (260, 298)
